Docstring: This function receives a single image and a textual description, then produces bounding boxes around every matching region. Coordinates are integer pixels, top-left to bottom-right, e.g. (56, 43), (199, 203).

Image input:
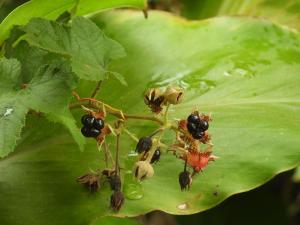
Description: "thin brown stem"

(115, 134), (120, 175)
(103, 142), (109, 168)
(90, 80), (102, 98)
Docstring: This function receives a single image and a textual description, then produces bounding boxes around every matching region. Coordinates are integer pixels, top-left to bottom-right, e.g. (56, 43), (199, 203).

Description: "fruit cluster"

(80, 114), (105, 138)
(75, 85), (217, 212)
(186, 113), (209, 140)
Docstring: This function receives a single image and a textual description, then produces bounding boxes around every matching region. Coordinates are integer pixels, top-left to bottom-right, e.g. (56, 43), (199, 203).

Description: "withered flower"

(76, 172), (100, 192)
(133, 161), (154, 180)
(110, 191), (125, 211)
(135, 136), (152, 153)
(179, 171), (192, 191)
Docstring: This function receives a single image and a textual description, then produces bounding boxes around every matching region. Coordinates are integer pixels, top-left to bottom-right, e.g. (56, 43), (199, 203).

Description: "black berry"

(150, 148), (161, 164)
(198, 120), (209, 131)
(187, 114), (200, 124)
(192, 131), (204, 140)
(187, 122), (197, 134)
(93, 118), (104, 130)
(135, 137), (152, 153)
(81, 115), (95, 128)
(81, 127), (100, 138)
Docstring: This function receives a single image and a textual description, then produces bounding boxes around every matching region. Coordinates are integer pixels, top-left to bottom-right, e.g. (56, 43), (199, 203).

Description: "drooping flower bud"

(110, 191), (125, 211)
(179, 171), (192, 191)
(163, 86), (183, 105)
(135, 136), (152, 153)
(133, 161), (154, 180)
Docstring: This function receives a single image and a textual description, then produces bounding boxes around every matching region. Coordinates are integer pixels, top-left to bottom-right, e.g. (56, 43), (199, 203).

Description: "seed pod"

(179, 171), (192, 191)
(135, 136), (152, 153)
(110, 191), (125, 211)
(133, 161), (154, 180)
(163, 86), (183, 105)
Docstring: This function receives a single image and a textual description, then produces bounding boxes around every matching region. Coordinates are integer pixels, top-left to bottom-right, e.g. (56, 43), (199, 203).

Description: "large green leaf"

(180, 0), (300, 31)
(1, 10), (300, 224)
(0, 0), (147, 45)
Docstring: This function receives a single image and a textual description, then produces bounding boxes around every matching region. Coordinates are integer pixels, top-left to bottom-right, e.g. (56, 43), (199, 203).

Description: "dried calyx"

(110, 191), (125, 211)
(179, 171), (192, 191)
(76, 172), (100, 192)
(133, 160), (154, 180)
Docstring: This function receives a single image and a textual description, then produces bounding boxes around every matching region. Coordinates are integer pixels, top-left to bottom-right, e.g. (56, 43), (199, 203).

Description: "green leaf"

(46, 110), (85, 151)
(1, 10), (300, 224)
(0, 57), (21, 92)
(0, 94), (27, 158)
(0, 57), (78, 157)
(24, 17), (126, 82)
(180, 0), (300, 31)
(0, 0), (147, 45)
(0, 58), (26, 158)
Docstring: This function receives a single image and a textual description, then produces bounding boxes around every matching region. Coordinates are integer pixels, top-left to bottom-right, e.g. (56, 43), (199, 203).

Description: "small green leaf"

(0, 94), (27, 158)
(23, 61), (76, 113)
(23, 17), (127, 83)
(71, 17), (126, 81)
(0, 57), (21, 92)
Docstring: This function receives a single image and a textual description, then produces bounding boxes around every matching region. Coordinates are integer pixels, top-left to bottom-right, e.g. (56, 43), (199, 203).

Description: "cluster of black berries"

(81, 114), (104, 138)
(135, 136), (161, 163)
(186, 114), (209, 140)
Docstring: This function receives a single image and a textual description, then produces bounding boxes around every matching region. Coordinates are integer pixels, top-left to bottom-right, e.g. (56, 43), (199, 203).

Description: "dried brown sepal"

(110, 191), (125, 212)
(144, 88), (165, 113)
(91, 111), (105, 120)
(76, 172), (100, 192)
(96, 125), (112, 144)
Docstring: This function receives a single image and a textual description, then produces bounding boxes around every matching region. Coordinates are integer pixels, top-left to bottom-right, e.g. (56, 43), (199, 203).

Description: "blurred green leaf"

(0, 0), (147, 45)
(180, 0), (300, 31)
(293, 166), (300, 182)
(1, 9), (300, 224)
